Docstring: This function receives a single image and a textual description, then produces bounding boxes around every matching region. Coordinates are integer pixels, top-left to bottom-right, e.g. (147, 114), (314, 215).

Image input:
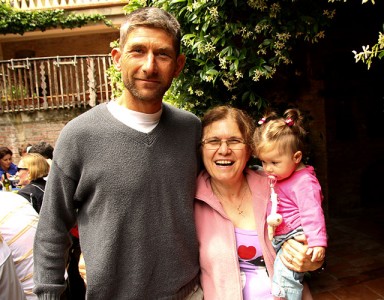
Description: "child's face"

(259, 147), (302, 181)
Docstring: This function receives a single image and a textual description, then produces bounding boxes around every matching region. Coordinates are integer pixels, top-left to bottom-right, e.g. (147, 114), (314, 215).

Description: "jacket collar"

(195, 167), (269, 213)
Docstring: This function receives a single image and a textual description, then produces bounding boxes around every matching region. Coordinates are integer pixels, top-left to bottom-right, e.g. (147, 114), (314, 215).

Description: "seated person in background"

(0, 146), (18, 190)
(18, 143), (32, 158)
(29, 141), (54, 166)
(15, 157), (31, 188)
(0, 192), (39, 300)
(0, 234), (26, 300)
(17, 153), (50, 214)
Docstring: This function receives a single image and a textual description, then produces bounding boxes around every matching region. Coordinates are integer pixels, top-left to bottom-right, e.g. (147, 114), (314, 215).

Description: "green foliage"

(0, 1), (112, 35)
(106, 64), (124, 99)
(352, 33), (384, 69)
(337, 0), (383, 69)
(1, 85), (28, 100)
(109, 0), (335, 115)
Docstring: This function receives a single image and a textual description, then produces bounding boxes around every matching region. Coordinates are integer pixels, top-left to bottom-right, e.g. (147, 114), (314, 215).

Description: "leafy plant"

(109, 0), (335, 116)
(1, 85), (28, 100)
(328, 0), (383, 69)
(352, 33), (384, 69)
(0, 1), (112, 35)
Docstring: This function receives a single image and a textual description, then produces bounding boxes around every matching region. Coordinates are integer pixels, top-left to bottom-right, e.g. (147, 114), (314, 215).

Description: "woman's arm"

(280, 234), (324, 272)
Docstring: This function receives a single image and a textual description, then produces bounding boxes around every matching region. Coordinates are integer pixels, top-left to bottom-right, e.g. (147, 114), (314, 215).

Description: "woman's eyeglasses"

(201, 138), (246, 150)
(17, 167), (28, 172)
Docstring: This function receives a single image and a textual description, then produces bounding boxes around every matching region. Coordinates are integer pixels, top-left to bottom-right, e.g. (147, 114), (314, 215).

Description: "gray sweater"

(33, 103), (202, 299)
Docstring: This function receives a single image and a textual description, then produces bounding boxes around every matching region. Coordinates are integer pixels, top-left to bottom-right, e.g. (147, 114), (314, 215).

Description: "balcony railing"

(0, 55), (115, 113)
(5, 0), (125, 11)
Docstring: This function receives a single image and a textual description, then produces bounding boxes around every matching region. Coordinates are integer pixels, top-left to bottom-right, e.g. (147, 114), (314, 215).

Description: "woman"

(194, 106), (323, 299)
(17, 153), (50, 213)
(0, 146), (18, 191)
(0, 146), (17, 177)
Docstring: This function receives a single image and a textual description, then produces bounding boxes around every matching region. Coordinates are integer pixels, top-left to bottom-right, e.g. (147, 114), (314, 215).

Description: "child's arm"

(306, 246), (326, 262)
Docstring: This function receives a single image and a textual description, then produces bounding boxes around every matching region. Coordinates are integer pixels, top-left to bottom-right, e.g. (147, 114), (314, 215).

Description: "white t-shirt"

(107, 100), (162, 133)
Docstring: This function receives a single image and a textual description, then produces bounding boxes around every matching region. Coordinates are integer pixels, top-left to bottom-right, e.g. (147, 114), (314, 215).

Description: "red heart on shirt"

(238, 245), (256, 259)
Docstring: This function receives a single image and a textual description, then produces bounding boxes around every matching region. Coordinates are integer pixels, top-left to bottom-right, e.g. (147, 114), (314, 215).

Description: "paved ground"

(307, 208), (384, 299)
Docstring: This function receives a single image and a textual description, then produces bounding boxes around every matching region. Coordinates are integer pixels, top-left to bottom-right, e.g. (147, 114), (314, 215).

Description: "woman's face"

(0, 154), (12, 171)
(16, 160), (30, 186)
(201, 117), (251, 185)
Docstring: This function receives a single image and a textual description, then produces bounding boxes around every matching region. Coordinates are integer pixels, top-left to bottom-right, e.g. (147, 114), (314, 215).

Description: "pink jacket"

(194, 168), (279, 300)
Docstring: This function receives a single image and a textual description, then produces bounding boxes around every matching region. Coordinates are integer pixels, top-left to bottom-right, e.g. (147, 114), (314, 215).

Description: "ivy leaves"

(0, 2), (112, 35)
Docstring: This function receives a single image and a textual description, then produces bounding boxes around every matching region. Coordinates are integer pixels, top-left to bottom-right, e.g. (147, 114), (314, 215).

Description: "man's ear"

(173, 54), (186, 77)
(293, 151), (302, 163)
(111, 48), (122, 70)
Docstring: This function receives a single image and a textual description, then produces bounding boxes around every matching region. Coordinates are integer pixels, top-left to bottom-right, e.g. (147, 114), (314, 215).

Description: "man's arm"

(33, 163), (77, 299)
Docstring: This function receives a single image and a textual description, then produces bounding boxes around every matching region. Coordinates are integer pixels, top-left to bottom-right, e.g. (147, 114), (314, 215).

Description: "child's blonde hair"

(254, 108), (307, 157)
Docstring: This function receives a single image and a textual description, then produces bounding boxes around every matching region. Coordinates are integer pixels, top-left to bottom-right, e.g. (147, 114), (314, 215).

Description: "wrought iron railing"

(0, 55), (114, 113)
(5, 0), (124, 10)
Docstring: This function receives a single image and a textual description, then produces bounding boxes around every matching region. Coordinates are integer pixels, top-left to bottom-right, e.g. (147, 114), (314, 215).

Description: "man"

(33, 7), (202, 299)
(0, 192), (39, 299)
(29, 141), (54, 166)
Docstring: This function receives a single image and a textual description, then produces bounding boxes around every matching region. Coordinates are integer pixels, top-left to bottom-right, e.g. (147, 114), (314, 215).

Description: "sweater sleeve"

(288, 175), (327, 248)
(33, 160), (77, 299)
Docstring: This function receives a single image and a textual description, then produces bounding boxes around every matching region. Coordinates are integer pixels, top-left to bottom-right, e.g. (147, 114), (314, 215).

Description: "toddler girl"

(253, 108), (327, 300)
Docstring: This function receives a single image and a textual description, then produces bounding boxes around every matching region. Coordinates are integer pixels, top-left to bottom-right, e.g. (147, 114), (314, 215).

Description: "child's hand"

(267, 225), (276, 241)
(266, 213), (282, 240)
(306, 246), (325, 262)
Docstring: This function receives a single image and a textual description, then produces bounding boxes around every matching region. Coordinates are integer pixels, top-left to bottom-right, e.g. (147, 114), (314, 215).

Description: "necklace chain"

(212, 179), (248, 216)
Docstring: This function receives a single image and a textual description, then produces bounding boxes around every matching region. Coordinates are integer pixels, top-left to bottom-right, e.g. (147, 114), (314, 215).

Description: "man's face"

(112, 27), (185, 110)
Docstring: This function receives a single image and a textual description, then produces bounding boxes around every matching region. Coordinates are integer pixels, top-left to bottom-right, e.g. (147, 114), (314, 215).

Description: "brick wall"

(0, 108), (87, 164)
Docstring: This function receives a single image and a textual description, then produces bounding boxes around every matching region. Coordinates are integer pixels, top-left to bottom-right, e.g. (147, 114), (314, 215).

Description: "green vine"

(108, 0), (335, 115)
(0, 1), (112, 35)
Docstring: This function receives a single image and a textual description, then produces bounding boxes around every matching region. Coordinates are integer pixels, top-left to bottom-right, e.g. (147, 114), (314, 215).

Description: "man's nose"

(142, 53), (157, 74)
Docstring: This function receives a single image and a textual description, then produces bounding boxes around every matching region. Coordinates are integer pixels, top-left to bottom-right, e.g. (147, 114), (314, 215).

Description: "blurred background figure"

(29, 141), (54, 166)
(17, 153), (50, 213)
(0, 146), (18, 190)
(0, 146), (17, 177)
(0, 234), (26, 300)
(18, 143), (32, 158)
(0, 192), (39, 300)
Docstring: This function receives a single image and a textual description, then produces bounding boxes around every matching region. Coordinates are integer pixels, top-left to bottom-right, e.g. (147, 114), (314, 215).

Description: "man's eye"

(131, 48), (143, 53)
